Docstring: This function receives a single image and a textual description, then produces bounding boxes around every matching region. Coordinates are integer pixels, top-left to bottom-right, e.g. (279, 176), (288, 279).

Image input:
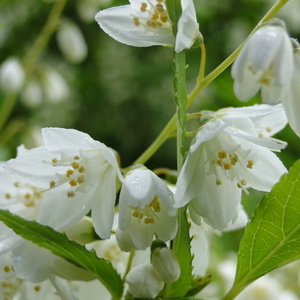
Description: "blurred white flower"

(21, 79), (43, 108)
(231, 22), (293, 104)
(95, 0), (201, 53)
(56, 19), (88, 64)
(42, 66), (70, 103)
(0, 57), (25, 93)
(281, 47), (300, 137)
(175, 106), (287, 230)
(117, 168), (177, 251)
(126, 263), (164, 298)
(5, 128), (123, 239)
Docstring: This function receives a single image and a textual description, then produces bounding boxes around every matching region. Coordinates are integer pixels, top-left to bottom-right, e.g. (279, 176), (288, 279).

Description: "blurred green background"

(1, 0), (300, 298)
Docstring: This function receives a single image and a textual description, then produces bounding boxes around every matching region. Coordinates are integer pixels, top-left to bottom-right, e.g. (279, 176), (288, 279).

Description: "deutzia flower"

(175, 106), (287, 230)
(281, 47), (300, 137)
(117, 168), (177, 251)
(5, 127), (123, 239)
(95, 0), (201, 53)
(231, 21), (293, 104)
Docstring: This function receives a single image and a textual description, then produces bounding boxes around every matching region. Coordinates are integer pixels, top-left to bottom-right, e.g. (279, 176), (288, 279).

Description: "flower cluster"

(0, 102), (288, 298)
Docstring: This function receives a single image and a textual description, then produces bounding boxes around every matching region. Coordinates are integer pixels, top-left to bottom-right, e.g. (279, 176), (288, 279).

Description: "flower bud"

(151, 247), (180, 283)
(126, 263), (164, 299)
(0, 58), (25, 93)
(56, 19), (88, 64)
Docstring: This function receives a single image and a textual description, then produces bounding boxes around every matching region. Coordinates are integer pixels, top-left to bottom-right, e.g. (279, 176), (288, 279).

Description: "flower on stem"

(117, 168), (177, 251)
(175, 105), (287, 230)
(5, 128), (123, 239)
(231, 20), (293, 104)
(95, 0), (201, 53)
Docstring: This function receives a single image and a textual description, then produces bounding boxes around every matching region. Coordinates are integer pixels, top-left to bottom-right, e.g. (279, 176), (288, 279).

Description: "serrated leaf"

(224, 160), (300, 299)
(166, 207), (194, 297)
(0, 210), (123, 299)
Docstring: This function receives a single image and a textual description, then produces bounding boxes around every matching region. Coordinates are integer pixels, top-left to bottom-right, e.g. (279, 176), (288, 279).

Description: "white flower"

(5, 128), (123, 239)
(175, 109), (287, 230)
(95, 0), (201, 53)
(126, 263), (164, 298)
(0, 57), (25, 93)
(117, 168), (177, 251)
(281, 47), (300, 137)
(56, 18), (88, 64)
(231, 22), (293, 104)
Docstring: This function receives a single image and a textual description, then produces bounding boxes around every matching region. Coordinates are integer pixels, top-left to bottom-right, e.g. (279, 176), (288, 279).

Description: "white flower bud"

(56, 19), (88, 64)
(151, 247), (180, 283)
(126, 263), (164, 299)
(42, 66), (70, 103)
(0, 58), (25, 93)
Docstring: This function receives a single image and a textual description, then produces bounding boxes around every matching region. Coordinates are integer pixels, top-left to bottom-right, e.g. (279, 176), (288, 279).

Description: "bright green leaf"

(0, 210), (123, 300)
(224, 159), (300, 300)
(166, 207), (194, 297)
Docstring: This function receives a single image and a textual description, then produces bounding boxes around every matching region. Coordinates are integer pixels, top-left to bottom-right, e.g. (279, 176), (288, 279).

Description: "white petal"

(95, 6), (174, 47)
(37, 186), (93, 230)
(91, 169), (117, 239)
(239, 139), (287, 191)
(120, 169), (155, 208)
(190, 172), (242, 230)
(282, 51), (300, 137)
(175, 0), (199, 52)
(42, 127), (96, 149)
(12, 242), (52, 282)
(126, 264), (164, 298)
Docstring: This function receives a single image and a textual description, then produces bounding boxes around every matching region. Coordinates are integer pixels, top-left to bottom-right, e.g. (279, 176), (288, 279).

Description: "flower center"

(130, 196), (161, 224)
(46, 155), (87, 198)
(212, 150), (254, 190)
(132, 0), (171, 30)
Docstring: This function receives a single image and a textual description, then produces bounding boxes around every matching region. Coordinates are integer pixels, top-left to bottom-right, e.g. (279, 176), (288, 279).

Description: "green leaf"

(185, 275), (212, 297)
(224, 160), (300, 300)
(166, 207), (194, 297)
(0, 210), (123, 300)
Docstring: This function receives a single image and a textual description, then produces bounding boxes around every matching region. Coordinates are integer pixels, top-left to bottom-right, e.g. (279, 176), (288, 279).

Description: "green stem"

(0, 0), (68, 134)
(130, 0), (290, 167)
(174, 50), (188, 168)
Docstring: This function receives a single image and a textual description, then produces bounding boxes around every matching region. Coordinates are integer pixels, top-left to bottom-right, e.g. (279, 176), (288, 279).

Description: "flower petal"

(95, 6), (174, 47)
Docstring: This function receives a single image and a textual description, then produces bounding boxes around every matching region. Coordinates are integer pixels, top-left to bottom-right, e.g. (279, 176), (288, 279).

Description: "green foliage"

(166, 207), (194, 297)
(224, 159), (300, 299)
(0, 210), (123, 300)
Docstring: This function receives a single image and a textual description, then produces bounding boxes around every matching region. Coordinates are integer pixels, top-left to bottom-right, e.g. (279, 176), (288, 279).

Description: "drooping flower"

(117, 168), (177, 251)
(231, 21), (293, 104)
(5, 127), (123, 239)
(95, 0), (201, 53)
(281, 47), (300, 137)
(175, 106), (287, 230)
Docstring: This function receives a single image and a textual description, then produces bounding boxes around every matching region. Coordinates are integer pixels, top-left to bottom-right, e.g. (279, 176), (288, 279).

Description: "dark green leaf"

(0, 210), (123, 299)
